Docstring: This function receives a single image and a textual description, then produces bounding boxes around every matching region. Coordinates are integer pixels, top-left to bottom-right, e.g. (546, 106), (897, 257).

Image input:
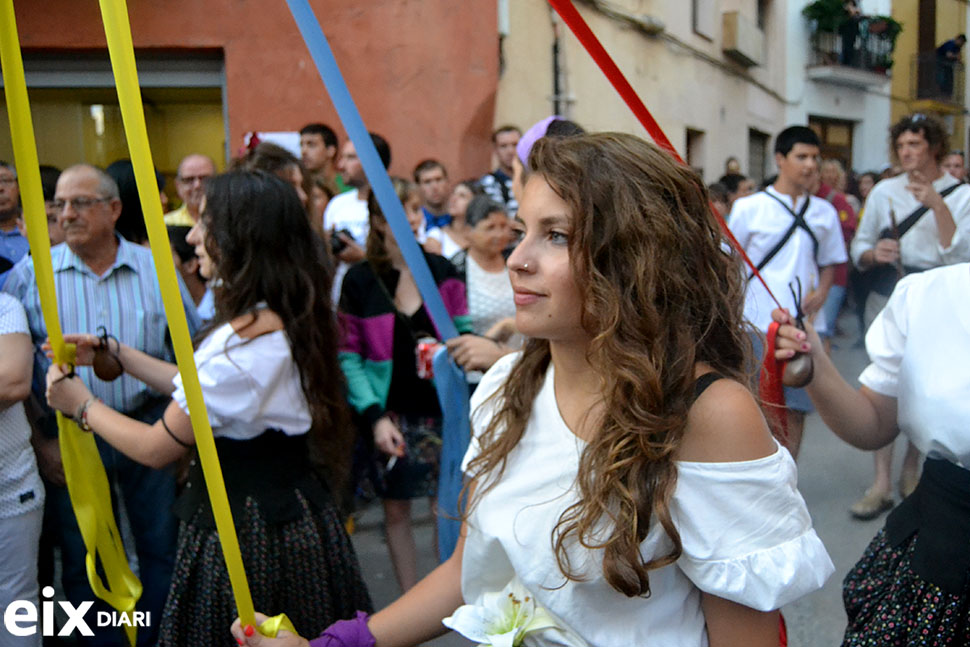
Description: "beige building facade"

(495, 0), (790, 183)
(495, 0), (894, 181)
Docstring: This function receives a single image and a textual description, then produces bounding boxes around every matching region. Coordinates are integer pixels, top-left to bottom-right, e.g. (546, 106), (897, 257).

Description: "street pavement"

(350, 313), (905, 646)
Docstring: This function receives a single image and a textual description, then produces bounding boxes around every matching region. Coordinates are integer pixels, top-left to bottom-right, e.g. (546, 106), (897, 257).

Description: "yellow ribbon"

(259, 614), (298, 638)
(0, 2), (141, 645)
(98, 0), (295, 638)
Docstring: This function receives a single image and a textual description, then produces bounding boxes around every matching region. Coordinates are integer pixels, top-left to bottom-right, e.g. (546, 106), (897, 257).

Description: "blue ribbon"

(283, 0), (458, 340)
(432, 347), (470, 561)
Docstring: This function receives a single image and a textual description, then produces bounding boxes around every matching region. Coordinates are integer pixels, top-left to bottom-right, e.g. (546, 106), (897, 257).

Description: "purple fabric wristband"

(516, 115), (563, 165)
(309, 611), (376, 647)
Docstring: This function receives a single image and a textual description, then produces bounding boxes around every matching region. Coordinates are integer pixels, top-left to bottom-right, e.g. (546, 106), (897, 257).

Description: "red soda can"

(416, 336), (441, 379)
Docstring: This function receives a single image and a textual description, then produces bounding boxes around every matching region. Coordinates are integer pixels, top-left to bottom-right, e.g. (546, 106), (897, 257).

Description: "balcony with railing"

(911, 52), (965, 111)
(806, 16), (898, 88)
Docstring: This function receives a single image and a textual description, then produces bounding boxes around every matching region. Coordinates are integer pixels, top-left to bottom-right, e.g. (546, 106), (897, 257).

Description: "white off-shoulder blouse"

(171, 322), (311, 439)
(859, 263), (970, 468)
(459, 353), (833, 646)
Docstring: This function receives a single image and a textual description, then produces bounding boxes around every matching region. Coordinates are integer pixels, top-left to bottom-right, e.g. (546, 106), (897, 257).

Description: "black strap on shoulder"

(693, 373), (725, 401)
(880, 181), (964, 240)
(491, 171), (511, 205)
(750, 191), (817, 277)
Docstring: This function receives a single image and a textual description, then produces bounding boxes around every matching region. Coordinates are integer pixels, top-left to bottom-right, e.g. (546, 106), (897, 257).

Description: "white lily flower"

(443, 577), (558, 647)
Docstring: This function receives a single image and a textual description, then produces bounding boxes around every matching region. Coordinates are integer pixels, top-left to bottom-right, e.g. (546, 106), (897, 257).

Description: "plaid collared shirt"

(3, 236), (200, 415)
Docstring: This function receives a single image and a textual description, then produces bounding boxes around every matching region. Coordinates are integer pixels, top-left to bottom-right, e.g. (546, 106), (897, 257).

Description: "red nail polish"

(244, 625), (255, 637)
(237, 639), (244, 646)
(802, 343), (810, 351)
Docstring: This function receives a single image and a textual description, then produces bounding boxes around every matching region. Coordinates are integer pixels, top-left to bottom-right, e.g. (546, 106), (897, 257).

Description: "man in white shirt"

(323, 132), (391, 303)
(847, 112), (970, 519)
(729, 125), (847, 460)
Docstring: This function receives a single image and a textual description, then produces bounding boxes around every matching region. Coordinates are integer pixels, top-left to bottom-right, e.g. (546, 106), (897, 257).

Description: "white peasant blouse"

(859, 263), (970, 468)
(459, 353), (833, 646)
(171, 322), (311, 439)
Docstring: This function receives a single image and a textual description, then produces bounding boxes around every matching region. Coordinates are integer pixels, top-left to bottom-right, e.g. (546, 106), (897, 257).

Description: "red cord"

(759, 321), (790, 444)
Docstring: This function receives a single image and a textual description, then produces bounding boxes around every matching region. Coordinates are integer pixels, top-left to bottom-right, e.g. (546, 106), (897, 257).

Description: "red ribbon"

(546, 0), (780, 308)
(758, 321), (790, 444)
(547, 0), (677, 157)
(547, 0), (789, 420)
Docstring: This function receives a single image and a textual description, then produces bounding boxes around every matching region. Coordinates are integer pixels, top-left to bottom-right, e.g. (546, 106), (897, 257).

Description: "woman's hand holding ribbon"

(45, 363), (92, 417)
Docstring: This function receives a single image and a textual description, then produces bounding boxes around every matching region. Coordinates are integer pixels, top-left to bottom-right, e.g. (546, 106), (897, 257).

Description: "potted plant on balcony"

(867, 15), (902, 73)
(867, 15), (902, 45)
(803, 0), (851, 64)
(802, 0), (846, 33)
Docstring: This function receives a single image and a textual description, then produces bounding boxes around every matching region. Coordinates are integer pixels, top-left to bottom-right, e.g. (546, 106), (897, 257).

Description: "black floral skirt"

(842, 529), (969, 646)
(841, 458), (970, 646)
(157, 492), (372, 647)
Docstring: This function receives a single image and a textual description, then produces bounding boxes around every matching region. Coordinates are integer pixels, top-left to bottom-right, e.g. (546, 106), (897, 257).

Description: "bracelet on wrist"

(75, 397), (100, 432)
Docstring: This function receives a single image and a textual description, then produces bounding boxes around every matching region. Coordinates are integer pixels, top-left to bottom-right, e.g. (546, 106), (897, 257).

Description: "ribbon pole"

(0, 2), (141, 644)
(283, 0), (459, 341)
(97, 0), (296, 636)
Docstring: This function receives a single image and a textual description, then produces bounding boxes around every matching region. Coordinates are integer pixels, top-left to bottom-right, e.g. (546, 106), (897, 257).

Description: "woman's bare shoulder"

(677, 376), (777, 463)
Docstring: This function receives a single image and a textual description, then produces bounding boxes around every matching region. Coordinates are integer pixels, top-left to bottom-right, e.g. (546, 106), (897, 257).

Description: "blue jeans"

(48, 399), (176, 646)
(818, 285), (846, 340)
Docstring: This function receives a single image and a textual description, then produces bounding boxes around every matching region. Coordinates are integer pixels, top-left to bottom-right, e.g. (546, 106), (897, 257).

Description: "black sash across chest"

(750, 192), (818, 278)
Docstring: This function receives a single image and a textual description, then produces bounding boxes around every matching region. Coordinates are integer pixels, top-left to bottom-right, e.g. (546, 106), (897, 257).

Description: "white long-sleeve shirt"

(850, 172), (970, 270)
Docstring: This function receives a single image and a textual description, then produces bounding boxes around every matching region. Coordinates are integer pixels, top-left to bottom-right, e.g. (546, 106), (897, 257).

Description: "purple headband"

(516, 115), (563, 165)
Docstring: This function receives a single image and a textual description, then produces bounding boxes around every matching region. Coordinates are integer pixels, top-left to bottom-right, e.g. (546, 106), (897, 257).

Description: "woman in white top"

(0, 293), (44, 647)
(233, 133), (832, 646)
(446, 196), (520, 384)
(771, 263), (970, 645)
(425, 180), (476, 261)
(45, 171), (371, 645)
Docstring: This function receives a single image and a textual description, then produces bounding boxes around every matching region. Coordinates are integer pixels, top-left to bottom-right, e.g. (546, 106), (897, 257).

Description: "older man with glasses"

(3, 164), (200, 646)
(163, 153), (215, 226)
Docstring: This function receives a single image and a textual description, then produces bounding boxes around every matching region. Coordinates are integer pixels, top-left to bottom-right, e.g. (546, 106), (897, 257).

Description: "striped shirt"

(2, 237), (201, 416)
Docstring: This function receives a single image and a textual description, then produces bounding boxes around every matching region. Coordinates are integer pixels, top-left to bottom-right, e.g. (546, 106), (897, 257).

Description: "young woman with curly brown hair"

(233, 133), (833, 647)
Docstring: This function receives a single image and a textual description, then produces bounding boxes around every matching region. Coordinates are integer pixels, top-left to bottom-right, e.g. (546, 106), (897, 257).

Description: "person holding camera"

(323, 133), (392, 305)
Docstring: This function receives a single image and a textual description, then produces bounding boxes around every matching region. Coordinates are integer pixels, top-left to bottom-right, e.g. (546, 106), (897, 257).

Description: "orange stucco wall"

(13, 0), (498, 180)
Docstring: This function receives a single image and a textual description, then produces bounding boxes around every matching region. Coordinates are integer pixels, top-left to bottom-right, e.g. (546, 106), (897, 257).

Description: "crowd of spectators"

(0, 109), (968, 646)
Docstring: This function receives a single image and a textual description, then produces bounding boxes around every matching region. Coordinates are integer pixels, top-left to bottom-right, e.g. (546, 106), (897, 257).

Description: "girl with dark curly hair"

(234, 133), (833, 647)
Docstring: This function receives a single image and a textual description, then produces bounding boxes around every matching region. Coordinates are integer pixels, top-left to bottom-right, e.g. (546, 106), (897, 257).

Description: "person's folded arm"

(0, 331), (32, 410)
